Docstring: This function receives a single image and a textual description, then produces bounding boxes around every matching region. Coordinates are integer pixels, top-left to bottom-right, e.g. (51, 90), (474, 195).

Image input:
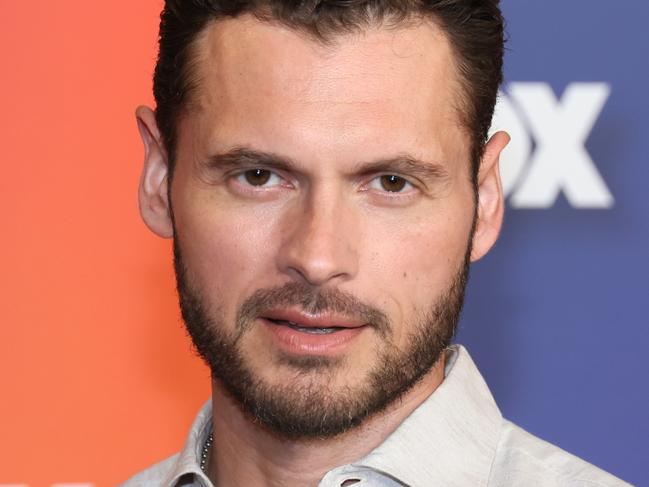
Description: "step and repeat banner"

(1, 1), (647, 485)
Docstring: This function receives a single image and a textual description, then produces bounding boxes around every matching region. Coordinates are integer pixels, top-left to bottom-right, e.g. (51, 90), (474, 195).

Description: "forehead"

(183, 15), (468, 166)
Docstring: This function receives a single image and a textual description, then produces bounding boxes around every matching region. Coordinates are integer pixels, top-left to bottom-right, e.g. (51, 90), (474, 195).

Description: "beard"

(173, 238), (471, 440)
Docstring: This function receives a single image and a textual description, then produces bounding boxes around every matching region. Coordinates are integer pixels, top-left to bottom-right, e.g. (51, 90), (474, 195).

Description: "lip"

(261, 308), (366, 329)
(259, 309), (369, 356)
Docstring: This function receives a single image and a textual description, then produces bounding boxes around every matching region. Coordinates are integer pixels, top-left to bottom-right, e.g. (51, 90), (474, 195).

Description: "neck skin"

(206, 355), (446, 487)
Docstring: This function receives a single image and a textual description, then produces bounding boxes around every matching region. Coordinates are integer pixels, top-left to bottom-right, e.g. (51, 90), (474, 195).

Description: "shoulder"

(118, 453), (180, 487)
(489, 420), (631, 487)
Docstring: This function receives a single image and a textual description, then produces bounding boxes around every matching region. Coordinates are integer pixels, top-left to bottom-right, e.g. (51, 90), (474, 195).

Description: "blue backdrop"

(457, 1), (649, 485)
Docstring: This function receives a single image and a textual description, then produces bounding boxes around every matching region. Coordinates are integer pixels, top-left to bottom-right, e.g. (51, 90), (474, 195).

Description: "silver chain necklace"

(200, 433), (214, 472)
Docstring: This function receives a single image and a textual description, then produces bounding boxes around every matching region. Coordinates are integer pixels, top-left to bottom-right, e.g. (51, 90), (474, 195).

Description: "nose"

(276, 188), (359, 287)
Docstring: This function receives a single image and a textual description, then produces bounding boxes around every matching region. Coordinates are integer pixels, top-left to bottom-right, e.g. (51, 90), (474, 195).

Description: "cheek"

(405, 214), (471, 273)
(172, 190), (280, 320)
(360, 202), (473, 322)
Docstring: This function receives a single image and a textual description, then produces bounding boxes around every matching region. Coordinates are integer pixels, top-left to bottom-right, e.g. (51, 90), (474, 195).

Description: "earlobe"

(136, 106), (174, 239)
(470, 131), (510, 262)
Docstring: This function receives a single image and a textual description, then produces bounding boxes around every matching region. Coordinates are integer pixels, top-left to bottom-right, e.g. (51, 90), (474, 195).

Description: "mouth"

(259, 310), (368, 355)
(266, 318), (346, 335)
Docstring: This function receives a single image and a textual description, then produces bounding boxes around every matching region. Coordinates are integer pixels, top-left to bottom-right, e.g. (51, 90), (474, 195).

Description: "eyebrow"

(204, 147), (298, 173)
(353, 155), (450, 184)
(204, 146), (450, 184)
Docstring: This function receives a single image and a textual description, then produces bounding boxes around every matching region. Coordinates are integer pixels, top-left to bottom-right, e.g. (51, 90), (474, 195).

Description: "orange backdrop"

(0, 2), (211, 485)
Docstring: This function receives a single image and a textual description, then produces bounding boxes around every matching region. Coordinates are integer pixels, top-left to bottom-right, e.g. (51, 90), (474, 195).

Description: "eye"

(236, 169), (283, 187)
(368, 175), (413, 193)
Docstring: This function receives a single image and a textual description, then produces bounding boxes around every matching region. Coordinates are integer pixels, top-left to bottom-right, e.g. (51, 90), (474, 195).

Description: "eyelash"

(230, 168), (418, 198)
(366, 175), (416, 195)
(233, 169), (287, 188)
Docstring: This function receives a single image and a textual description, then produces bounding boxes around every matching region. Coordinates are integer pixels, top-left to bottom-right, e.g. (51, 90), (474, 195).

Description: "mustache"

(236, 281), (391, 338)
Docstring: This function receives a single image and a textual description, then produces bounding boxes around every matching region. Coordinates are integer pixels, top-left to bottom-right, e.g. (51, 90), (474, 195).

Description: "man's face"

(165, 16), (480, 438)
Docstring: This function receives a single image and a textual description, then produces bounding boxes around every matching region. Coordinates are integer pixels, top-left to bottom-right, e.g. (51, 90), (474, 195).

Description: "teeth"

(277, 320), (340, 334)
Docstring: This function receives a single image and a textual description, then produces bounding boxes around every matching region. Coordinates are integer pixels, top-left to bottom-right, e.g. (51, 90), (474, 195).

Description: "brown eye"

(380, 175), (407, 192)
(244, 169), (272, 186)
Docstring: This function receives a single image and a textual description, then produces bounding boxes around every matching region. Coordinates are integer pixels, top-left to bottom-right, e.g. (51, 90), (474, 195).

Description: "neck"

(206, 356), (446, 487)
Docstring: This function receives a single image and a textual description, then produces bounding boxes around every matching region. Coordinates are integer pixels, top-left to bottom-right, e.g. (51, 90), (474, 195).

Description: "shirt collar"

(354, 345), (502, 486)
(164, 399), (213, 486)
(165, 345), (501, 487)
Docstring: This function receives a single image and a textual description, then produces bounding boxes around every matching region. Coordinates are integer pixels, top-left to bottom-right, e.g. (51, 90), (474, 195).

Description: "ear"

(470, 131), (510, 262)
(136, 106), (174, 239)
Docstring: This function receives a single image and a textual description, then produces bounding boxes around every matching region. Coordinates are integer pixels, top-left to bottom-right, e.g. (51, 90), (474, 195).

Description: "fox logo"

(492, 82), (613, 209)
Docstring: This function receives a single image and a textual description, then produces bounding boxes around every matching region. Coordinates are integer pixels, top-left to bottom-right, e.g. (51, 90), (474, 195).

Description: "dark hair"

(153, 0), (505, 181)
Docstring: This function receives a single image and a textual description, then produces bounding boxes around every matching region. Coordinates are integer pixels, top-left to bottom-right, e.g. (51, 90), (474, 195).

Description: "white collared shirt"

(120, 345), (631, 486)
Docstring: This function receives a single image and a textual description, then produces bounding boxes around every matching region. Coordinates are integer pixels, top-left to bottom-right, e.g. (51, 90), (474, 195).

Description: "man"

(124, 0), (629, 485)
